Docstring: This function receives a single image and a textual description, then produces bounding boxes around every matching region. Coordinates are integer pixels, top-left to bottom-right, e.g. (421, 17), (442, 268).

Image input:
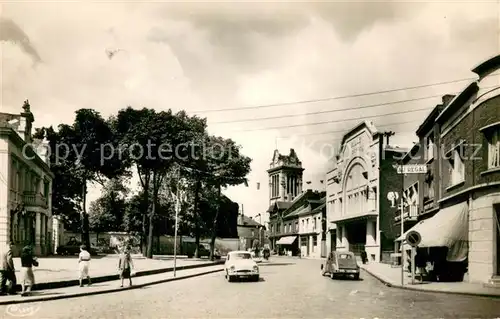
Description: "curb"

(17, 260), (224, 292)
(0, 267), (224, 305)
(361, 268), (500, 299)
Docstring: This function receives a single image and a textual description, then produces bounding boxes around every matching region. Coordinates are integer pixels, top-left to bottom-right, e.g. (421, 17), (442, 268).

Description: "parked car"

(225, 251), (259, 282)
(56, 238), (97, 256)
(185, 242), (221, 259)
(321, 251), (360, 280)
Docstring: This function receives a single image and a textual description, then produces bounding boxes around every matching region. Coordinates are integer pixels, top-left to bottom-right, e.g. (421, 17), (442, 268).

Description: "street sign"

(397, 164), (428, 174)
(405, 230), (421, 247)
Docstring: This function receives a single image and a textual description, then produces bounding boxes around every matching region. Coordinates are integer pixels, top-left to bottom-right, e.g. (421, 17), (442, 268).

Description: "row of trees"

(35, 107), (251, 259)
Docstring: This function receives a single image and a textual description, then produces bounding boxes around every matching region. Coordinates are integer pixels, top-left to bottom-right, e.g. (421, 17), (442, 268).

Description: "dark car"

(56, 238), (97, 256)
(185, 242), (221, 259)
(321, 251), (360, 280)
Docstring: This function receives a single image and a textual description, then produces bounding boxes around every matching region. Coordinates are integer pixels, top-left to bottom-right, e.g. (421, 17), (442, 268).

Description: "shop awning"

(396, 202), (468, 261)
(276, 236), (297, 245)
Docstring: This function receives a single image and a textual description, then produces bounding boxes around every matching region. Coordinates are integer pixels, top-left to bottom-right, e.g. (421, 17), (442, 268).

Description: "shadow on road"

(27, 291), (64, 296)
(260, 263), (295, 266)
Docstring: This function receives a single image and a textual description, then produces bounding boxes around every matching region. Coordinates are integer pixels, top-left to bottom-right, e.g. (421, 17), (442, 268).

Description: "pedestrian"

(361, 250), (368, 264)
(0, 242), (17, 295)
(118, 246), (134, 287)
(78, 245), (91, 287)
(20, 245), (38, 296)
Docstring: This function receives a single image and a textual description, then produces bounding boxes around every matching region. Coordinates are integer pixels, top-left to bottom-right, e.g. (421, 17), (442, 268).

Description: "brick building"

(326, 121), (406, 262)
(401, 55), (500, 284)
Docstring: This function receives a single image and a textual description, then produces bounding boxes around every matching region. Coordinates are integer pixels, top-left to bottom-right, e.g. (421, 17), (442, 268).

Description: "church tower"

(267, 148), (304, 206)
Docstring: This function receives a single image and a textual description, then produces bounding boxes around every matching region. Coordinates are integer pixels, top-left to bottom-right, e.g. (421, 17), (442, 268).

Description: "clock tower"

(267, 148), (304, 206)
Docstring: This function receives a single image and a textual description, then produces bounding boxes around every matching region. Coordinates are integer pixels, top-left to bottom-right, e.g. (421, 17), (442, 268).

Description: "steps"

(484, 276), (500, 288)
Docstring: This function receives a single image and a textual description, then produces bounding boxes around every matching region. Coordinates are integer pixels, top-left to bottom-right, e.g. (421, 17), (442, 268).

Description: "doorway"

(495, 205), (500, 275)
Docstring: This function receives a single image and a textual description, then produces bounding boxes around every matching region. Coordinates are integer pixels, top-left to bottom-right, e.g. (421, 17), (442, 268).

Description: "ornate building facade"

(0, 101), (54, 256)
(326, 121), (406, 262)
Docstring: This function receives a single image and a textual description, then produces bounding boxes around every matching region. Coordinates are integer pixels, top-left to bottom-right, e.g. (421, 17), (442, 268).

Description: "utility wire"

(192, 76), (480, 114)
(276, 121), (419, 139)
(209, 93), (444, 125)
(230, 106), (432, 132)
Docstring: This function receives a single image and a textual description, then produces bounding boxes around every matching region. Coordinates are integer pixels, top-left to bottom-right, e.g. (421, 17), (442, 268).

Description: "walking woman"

(118, 246), (134, 287)
(20, 245), (38, 296)
(78, 245), (91, 287)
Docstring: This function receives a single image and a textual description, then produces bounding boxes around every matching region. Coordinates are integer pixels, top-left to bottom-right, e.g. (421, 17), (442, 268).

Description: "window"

(339, 198), (343, 216)
(313, 218), (317, 231)
(295, 221), (298, 232)
(448, 148), (465, 186)
(313, 235), (317, 246)
(487, 128), (500, 169)
(426, 133), (434, 161)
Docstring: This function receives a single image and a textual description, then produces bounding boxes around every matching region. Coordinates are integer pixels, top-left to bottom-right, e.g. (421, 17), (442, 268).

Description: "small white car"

(224, 251), (259, 282)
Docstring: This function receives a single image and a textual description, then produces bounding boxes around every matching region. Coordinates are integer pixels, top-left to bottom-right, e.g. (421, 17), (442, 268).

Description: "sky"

(1, 1), (499, 226)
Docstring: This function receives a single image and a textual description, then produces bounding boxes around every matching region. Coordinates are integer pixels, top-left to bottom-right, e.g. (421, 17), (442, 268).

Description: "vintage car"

(224, 251), (259, 282)
(56, 237), (97, 256)
(321, 251), (360, 280)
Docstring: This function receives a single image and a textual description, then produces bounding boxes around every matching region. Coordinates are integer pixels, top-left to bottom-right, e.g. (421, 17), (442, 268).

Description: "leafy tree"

(88, 177), (129, 235)
(37, 110), (126, 249)
(112, 108), (206, 258)
(202, 135), (252, 260)
(33, 126), (82, 233)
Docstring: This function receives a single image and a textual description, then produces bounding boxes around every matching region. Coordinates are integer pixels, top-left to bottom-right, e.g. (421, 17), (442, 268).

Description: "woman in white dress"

(78, 245), (91, 287)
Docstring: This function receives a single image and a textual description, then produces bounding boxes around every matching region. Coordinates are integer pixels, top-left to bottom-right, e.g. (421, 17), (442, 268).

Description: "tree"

(203, 135), (252, 260)
(88, 177), (129, 235)
(33, 126), (83, 233)
(112, 107), (206, 258)
(40, 110), (126, 249)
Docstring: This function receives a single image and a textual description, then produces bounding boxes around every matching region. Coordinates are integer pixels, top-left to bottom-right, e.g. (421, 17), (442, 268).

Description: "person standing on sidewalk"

(20, 245), (38, 296)
(0, 242), (17, 295)
(78, 245), (91, 287)
(118, 246), (134, 287)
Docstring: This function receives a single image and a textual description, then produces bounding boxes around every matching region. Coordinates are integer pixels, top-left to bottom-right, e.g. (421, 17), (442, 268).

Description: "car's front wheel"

(252, 275), (259, 282)
(226, 272), (234, 282)
(330, 272), (336, 279)
(353, 273), (360, 280)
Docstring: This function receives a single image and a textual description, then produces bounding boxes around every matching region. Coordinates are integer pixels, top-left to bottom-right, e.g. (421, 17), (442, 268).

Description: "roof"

(0, 112), (21, 127)
(311, 202), (326, 214)
(339, 121), (379, 151)
(266, 201), (293, 212)
(238, 214), (264, 227)
(472, 54), (500, 79)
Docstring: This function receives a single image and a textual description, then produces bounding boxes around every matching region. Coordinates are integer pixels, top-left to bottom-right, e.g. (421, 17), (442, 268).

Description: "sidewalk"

(360, 262), (500, 298)
(0, 264), (224, 305)
(9, 255), (220, 291)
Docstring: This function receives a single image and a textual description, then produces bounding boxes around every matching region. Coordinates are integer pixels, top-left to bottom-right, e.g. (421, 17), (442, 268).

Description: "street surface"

(2, 259), (500, 318)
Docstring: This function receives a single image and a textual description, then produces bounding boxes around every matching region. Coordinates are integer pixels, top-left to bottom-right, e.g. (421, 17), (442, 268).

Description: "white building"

(298, 197), (326, 258)
(0, 101), (54, 256)
(326, 121), (408, 263)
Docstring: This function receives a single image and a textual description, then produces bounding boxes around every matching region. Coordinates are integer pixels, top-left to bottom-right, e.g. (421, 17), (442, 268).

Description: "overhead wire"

(192, 76), (483, 114)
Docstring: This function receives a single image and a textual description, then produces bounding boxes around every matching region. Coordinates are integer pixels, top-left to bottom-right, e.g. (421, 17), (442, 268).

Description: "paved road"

(2, 259), (500, 318)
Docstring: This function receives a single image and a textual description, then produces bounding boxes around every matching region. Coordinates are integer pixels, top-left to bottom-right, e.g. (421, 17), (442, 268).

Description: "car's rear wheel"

(353, 273), (359, 280)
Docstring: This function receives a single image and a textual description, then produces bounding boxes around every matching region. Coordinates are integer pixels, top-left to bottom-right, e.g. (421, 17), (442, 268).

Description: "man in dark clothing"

(361, 250), (368, 264)
(0, 242), (17, 295)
